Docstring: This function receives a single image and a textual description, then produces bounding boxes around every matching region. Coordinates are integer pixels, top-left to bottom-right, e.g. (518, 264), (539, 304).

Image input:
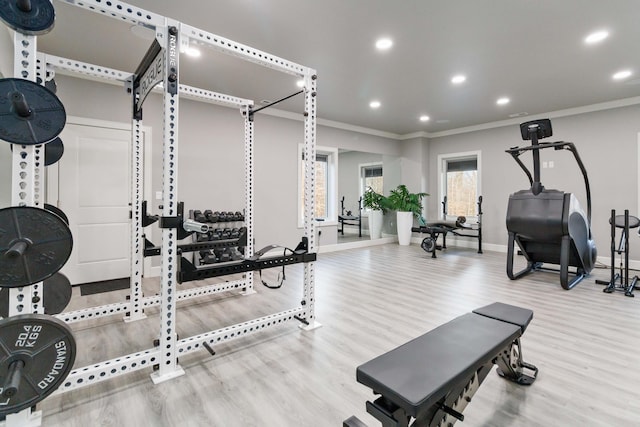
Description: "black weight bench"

(344, 302), (538, 427)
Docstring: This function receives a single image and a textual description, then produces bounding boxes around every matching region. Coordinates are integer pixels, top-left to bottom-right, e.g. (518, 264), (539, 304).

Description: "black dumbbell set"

(191, 209), (246, 265)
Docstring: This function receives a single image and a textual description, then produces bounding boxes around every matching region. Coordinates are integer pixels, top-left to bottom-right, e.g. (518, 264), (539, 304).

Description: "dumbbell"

(193, 210), (206, 222)
(205, 210), (219, 223)
(229, 247), (244, 261)
(230, 228), (240, 239)
(235, 211), (245, 222)
(199, 250), (217, 264)
(215, 211), (226, 222)
(214, 248), (232, 263)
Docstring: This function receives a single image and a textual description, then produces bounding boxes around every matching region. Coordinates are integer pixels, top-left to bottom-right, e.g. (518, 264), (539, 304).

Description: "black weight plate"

(0, 78), (66, 145)
(45, 78), (57, 94)
(43, 203), (68, 225)
(9, 136), (64, 165)
(421, 237), (436, 253)
(0, 207), (73, 288)
(0, 272), (72, 316)
(0, 314), (76, 416)
(44, 137), (64, 166)
(0, 0), (55, 35)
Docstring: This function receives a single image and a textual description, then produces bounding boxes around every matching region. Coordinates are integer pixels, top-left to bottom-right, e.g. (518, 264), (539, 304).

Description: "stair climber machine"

(505, 119), (597, 290)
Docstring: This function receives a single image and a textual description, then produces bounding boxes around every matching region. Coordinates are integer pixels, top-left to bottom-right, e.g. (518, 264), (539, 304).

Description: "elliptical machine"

(505, 119), (597, 290)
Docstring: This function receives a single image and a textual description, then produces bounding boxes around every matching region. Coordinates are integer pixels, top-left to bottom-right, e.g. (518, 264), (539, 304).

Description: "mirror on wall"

(336, 150), (400, 244)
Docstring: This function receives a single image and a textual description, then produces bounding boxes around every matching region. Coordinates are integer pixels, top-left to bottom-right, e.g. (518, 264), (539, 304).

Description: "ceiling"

(35, 0), (640, 136)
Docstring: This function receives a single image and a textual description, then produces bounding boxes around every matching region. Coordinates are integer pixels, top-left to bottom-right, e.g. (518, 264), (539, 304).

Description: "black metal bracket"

(179, 251), (316, 283)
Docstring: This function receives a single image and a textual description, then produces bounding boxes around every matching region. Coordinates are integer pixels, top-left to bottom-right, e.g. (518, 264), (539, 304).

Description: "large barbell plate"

(0, 314), (76, 416)
(44, 137), (64, 166)
(0, 272), (73, 316)
(0, 78), (66, 146)
(9, 136), (65, 165)
(0, 0), (56, 35)
(0, 207), (73, 288)
(43, 203), (69, 225)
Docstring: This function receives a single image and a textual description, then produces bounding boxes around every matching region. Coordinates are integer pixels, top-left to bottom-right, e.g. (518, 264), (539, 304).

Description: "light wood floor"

(39, 245), (640, 426)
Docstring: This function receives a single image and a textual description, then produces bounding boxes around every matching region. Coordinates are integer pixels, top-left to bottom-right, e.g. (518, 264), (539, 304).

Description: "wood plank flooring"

(39, 245), (640, 426)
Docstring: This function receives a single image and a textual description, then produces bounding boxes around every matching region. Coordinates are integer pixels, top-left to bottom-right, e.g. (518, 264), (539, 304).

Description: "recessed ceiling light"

(585, 30), (609, 44)
(184, 47), (201, 58)
(496, 97), (510, 105)
(419, 115), (430, 122)
(369, 100), (381, 109)
(375, 38), (393, 50)
(296, 79), (305, 88)
(451, 74), (466, 84)
(613, 70), (632, 80)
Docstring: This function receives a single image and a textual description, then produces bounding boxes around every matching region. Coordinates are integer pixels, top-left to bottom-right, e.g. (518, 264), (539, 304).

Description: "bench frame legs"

(346, 338), (538, 427)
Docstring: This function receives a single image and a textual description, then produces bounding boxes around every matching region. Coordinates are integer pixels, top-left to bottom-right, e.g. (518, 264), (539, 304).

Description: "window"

(438, 151), (481, 219)
(298, 145), (337, 225)
(360, 163), (383, 199)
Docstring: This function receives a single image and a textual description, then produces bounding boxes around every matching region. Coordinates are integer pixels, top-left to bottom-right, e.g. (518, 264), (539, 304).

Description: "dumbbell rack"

(2, 0), (319, 424)
(189, 210), (246, 265)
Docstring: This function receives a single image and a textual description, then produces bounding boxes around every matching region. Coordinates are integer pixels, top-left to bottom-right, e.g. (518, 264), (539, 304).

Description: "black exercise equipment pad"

(356, 309), (525, 418)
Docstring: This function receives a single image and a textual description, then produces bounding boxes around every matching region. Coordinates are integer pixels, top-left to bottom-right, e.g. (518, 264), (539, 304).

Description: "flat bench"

(344, 302), (538, 427)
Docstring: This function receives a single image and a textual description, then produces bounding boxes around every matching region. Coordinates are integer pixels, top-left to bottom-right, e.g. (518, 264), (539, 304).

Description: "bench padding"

(356, 310), (523, 418)
(473, 302), (533, 333)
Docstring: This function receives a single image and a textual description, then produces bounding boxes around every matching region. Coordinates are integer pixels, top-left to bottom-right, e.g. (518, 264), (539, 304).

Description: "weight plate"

(9, 135), (64, 165)
(0, 314), (76, 416)
(0, 78), (66, 145)
(421, 237), (436, 253)
(45, 78), (57, 94)
(43, 203), (69, 225)
(0, 0), (56, 35)
(44, 137), (64, 166)
(0, 207), (73, 288)
(0, 272), (72, 316)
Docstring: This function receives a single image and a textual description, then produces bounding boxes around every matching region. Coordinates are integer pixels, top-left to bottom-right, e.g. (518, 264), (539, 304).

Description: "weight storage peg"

(0, 206), (73, 288)
(0, 78), (66, 145)
(0, 0), (56, 35)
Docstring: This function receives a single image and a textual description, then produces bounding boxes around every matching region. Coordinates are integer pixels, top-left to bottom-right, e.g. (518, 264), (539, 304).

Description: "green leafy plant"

(386, 184), (428, 217)
(362, 187), (387, 212)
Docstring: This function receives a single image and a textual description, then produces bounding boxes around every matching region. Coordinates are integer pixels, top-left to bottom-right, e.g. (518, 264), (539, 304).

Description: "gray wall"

(426, 104), (640, 257)
(47, 75), (402, 249)
(3, 46), (639, 260)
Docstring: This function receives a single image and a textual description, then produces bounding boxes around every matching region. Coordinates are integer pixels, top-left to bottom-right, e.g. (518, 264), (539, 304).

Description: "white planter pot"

(396, 211), (413, 246)
(369, 210), (383, 239)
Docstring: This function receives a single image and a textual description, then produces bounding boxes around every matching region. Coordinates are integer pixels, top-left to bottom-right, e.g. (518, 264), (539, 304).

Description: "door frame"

(46, 116), (156, 278)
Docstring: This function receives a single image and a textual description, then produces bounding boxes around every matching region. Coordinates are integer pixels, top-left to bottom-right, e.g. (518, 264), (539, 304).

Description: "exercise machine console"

(505, 119), (597, 290)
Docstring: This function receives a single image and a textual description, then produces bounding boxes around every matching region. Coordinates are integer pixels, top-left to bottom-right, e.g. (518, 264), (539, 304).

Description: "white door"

(54, 123), (132, 285)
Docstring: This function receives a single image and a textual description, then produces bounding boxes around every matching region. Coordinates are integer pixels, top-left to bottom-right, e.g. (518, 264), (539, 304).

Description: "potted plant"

(386, 184), (428, 245)
(362, 187), (386, 239)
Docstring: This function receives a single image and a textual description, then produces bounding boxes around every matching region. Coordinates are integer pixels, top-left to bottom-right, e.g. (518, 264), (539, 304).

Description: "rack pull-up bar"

(249, 89), (304, 118)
